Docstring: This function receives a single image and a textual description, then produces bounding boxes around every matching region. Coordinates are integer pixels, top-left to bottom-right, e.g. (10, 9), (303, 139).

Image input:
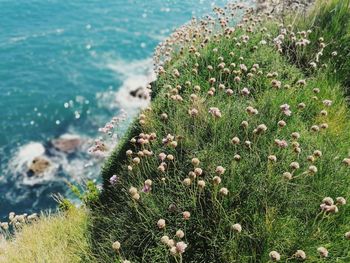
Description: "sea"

(0, 0), (231, 218)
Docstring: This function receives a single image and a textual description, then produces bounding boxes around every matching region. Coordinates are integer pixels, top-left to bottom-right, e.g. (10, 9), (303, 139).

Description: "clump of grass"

(284, 0), (350, 96)
(0, 207), (91, 263)
(90, 1), (350, 262)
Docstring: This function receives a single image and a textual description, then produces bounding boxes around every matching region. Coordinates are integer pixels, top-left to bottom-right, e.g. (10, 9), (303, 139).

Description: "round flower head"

(167, 239), (175, 248)
(213, 176), (221, 185)
(158, 165), (166, 173)
(268, 155), (277, 162)
(234, 154), (241, 161)
(283, 172), (292, 180)
(169, 246), (177, 255)
(166, 154), (174, 161)
(109, 175), (118, 185)
(219, 187), (229, 196)
(269, 251), (281, 261)
(231, 223), (242, 233)
(245, 141), (252, 148)
(132, 157), (141, 164)
(175, 241), (188, 254)
(336, 197), (346, 205)
(241, 87), (250, 96)
(129, 187), (138, 196)
(176, 229), (185, 238)
(188, 108), (199, 117)
(257, 124), (267, 133)
(320, 123), (328, 129)
(290, 162), (300, 170)
(157, 219), (166, 229)
(307, 155), (315, 162)
(209, 107), (222, 118)
(313, 150), (322, 157)
(1, 222), (9, 230)
(323, 99), (332, 107)
(343, 158), (350, 166)
(132, 193), (140, 200)
(126, 150), (133, 156)
(317, 247), (328, 258)
(161, 113), (168, 121)
(231, 136), (240, 145)
(215, 166), (225, 175)
(345, 231), (350, 240)
(278, 120), (286, 128)
(291, 132), (300, 140)
(241, 121), (249, 128)
(280, 104), (291, 116)
(159, 152), (167, 161)
(145, 179), (152, 186)
(182, 211), (191, 220)
(183, 178), (191, 186)
(298, 103), (306, 109)
(9, 212), (15, 221)
(226, 89), (234, 96)
(194, 167), (203, 176)
(123, 260), (131, 263)
(322, 197), (334, 205)
(198, 180), (206, 189)
(161, 235), (170, 245)
(112, 241), (121, 251)
(320, 110), (328, 116)
(308, 165), (317, 174)
(191, 158), (200, 166)
(170, 141), (178, 148)
(294, 250), (306, 260)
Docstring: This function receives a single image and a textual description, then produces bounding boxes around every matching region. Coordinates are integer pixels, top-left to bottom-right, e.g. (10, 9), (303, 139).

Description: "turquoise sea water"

(0, 0), (227, 217)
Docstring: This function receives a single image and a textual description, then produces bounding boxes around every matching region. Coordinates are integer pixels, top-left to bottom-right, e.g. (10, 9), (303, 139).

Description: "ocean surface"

(0, 0), (228, 218)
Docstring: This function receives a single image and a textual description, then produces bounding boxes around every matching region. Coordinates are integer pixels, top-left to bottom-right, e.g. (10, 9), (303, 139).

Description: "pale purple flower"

(109, 175), (118, 185)
(142, 184), (152, 193)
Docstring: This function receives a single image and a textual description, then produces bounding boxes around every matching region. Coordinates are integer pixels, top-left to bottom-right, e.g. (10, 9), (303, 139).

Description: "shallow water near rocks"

(0, 0), (230, 218)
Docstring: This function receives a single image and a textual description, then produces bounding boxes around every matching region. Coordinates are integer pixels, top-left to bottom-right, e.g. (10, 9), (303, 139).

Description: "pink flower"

(280, 104), (291, 116)
(176, 241), (188, 254)
(209, 107), (222, 118)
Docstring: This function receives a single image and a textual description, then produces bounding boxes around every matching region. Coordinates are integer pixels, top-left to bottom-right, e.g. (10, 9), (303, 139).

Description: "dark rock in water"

(28, 157), (50, 176)
(52, 135), (81, 153)
(129, 87), (149, 100)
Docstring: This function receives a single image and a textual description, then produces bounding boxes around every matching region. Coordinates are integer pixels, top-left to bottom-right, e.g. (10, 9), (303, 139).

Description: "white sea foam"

(8, 142), (59, 185)
(98, 57), (156, 113)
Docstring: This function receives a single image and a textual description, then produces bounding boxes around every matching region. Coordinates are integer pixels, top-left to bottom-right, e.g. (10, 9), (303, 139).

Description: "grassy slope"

(94, 4), (350, 263)
(0, 208), (91, 263)
(1, 2), (350, 263)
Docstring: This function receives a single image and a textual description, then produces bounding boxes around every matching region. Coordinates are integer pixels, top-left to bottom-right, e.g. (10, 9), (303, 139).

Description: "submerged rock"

(27, 157), (50, 176)
(52, 134), (81, 153)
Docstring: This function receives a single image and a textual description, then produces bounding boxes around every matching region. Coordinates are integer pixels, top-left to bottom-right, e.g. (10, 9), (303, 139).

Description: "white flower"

(294, 250), (306, 260)
(112, 241), (121, 251)
(317, 247), (328, 258)
(269, 251), (281, 261)
(157, 219), (166, 229)
(176, 229), (185, 239)
(231, 223), (242, 233)
(219, 187), (229, 196)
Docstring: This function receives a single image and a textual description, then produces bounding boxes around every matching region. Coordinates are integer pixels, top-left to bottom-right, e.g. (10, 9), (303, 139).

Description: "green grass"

(91, 4), (350, 263)
(2, 2), (350, 263)
(0, 207), (91, 263)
